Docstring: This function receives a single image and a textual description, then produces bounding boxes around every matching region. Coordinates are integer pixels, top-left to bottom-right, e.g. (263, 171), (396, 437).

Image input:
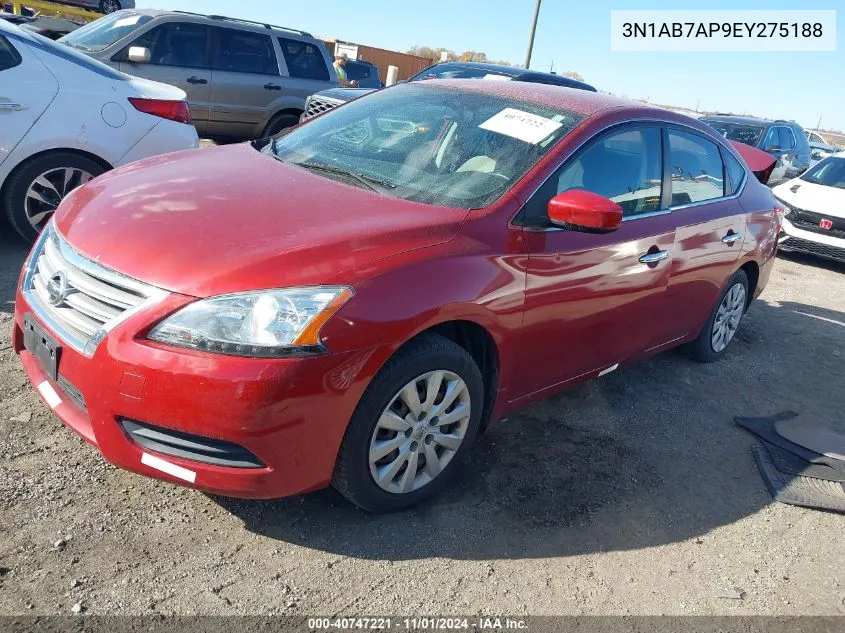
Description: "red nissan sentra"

(13, 81), (780, 512)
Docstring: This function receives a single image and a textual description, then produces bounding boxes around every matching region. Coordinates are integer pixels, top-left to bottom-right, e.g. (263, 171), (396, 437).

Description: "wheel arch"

(738, 259), (760, 308)
(1, 147), (112, 197)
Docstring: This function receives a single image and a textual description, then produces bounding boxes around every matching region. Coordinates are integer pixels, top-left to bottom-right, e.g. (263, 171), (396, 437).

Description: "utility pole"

(524, 0), (541, 69)
(816, 114), (823, 131)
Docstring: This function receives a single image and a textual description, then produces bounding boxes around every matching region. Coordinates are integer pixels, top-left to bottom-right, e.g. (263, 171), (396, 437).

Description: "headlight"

(148, 286), (353, 357)
(773, 196), (793, 216)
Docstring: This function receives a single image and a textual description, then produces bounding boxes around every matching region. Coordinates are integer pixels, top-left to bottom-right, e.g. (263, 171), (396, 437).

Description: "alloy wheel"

(368, 370), (471, 494)
(24, 167), (94, 232)
(101, 0), (121, 12)
(711, 282), (746, 353)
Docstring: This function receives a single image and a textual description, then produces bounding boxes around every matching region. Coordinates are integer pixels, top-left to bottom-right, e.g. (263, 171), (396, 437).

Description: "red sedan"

(13, 81), (780, 512)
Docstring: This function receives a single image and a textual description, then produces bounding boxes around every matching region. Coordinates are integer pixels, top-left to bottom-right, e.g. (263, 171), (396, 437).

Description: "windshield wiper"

(294, 161), (396, 193)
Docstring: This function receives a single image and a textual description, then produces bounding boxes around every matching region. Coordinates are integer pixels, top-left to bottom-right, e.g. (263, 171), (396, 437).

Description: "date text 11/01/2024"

(308, 618), (528, 630)
(622, 22), (824, 38)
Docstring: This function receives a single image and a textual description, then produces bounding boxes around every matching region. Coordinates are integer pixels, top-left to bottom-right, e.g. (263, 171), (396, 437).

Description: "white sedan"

(773, 151), (845, 264)
(0, 18), (198, 242)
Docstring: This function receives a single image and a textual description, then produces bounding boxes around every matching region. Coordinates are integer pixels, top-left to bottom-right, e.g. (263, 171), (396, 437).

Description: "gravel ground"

(0, 229), (844, 617)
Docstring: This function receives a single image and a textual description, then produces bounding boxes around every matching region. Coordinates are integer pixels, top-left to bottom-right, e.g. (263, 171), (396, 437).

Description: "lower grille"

(780, 236), (845, 262)
(121, 419), (265, 469)
(303, 94), (343, 120)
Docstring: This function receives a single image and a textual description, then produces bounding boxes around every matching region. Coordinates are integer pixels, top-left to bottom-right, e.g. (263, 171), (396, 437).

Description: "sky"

(136, 0), (844, 131)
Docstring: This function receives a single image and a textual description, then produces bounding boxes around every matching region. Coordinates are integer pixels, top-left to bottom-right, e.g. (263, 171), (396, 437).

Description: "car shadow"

(215, 295), (845, 561)
(0, 230), (30, 315)
(777, 250), (845, 274)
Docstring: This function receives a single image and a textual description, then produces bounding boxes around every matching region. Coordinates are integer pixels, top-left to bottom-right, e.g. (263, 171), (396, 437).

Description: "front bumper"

(13, 287), (381, 499)
(779, 218), (845, 263)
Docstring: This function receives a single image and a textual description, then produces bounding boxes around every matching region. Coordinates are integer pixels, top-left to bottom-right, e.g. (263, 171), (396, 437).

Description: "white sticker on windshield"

(482, 74), (511, 81)
(479, 108), (563, 144)
(112, 15), (141, 28)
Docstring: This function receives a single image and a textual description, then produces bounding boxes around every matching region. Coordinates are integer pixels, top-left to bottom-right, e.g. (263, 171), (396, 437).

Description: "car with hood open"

(13, 80), (780, 512)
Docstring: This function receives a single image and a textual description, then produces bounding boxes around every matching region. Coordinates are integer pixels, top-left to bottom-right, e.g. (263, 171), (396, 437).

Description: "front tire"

(2, 152), (104, 243)
(683, 269), (749, 363)
(99, 0), (122, 13)
(262, 113), (300, 138)
(333, 334), (484, 513)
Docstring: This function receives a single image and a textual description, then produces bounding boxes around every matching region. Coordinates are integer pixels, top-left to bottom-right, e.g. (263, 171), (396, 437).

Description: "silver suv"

(58, 10), (338, 140)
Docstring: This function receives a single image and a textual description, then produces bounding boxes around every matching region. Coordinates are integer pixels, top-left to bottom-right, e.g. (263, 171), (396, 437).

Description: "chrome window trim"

(21, 223), (168, 357)
(515, 117), (750, 227)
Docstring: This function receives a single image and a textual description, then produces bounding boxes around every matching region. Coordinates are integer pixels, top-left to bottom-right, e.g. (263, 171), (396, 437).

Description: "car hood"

(54, 144), (467, 297)
(316, 87), (378, 102)
(772, 178), (845, 219)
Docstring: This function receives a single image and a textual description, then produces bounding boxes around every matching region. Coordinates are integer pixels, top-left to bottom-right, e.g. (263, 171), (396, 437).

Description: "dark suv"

(700, 115), (811, 186)
(302, 61), (596, 121)
(345, 58), (382, 89)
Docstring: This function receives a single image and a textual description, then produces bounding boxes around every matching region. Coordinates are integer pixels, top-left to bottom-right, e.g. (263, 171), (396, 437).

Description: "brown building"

(321, 39), (431, 82)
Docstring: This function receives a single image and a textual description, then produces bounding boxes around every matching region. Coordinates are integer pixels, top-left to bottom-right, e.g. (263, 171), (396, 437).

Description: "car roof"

(701, 115), (774, 126)
(125, 9), (314, 38)
(411, 79), (662, 118)
(423, 61), (595, 89)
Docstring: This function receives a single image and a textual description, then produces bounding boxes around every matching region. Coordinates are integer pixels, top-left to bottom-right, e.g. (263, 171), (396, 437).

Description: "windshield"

(22, 30), (126, 80)
(703, 120), (764, 147)
(59, 11), (151, 52)
(800, 156), (845, 189)
(268, 83), (583, 209)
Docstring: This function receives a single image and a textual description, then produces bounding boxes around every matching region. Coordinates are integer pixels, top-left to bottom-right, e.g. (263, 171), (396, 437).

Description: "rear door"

(116, 21), (212, 134)
(662, 127), (746, 341)
(0, 33), (58, 168)
(514, 124), (676, 398)
(206, 27), (280, 139)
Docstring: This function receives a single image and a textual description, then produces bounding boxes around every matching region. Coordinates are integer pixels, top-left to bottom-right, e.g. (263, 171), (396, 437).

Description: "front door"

(118, 21), (212, 134)
(514, 125), (675, 399)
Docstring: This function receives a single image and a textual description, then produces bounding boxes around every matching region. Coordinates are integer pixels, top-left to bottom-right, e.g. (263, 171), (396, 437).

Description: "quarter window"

(0, 36), (21, 71)
(723, 150), (746, 195)
(125, 22), (209, 68)
(668, 129), (725, 205)
(278, 37), (329, 81)
(214, 29), (277, 75)
(555, 127), (662, 217)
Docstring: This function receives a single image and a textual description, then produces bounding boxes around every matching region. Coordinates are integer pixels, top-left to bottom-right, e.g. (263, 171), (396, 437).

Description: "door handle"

(721, 231), (743, 245)
(0, 102), (26, 111)
(186, 76), (207, 84)
(263, 83), (282, 91)
(638, 250), (670, 264)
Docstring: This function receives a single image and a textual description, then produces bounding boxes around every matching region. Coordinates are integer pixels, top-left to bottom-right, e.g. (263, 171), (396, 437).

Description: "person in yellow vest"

(333, 53), (358, 87)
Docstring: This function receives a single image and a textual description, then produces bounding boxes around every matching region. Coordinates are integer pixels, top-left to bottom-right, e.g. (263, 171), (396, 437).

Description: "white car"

(0, 18), (198, 242)
(773, 151), (845, 264)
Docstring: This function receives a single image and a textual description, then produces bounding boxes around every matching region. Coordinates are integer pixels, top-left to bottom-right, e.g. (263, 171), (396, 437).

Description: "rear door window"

(0, 35), (22, 71)
(277, 37), (329, 80)
(762, 126), (779, 150)
(778, 126), (796, 151)
(668, 129), (726, 205)
(214, 28), (277, 75)
(123, 22), (209, 68)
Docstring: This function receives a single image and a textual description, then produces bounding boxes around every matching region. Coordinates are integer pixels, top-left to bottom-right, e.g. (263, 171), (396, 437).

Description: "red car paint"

(13, 81), (778, 499)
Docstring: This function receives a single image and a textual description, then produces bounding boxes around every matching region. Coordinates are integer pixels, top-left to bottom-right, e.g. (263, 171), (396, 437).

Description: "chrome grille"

(22, 225), (163, 356)
(303, 94), (343, 120)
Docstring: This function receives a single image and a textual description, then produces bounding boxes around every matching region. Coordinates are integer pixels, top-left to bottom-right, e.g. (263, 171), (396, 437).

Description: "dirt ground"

(0, 229), (843, 617)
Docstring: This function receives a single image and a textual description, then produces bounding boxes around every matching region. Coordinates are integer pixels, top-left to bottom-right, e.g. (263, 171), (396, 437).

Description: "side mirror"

(548, 189), (623, 233)
(127, 46), (151, 63)
(764, 144), (782, 153)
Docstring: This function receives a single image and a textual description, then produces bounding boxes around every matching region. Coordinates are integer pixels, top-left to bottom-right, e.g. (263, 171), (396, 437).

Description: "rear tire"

(682, 269), (749, 363)
(99, 0), (121, 13)
(262, 113), (300, 138)
(2, 152), (105, 243)
(333, 334), (484, 513)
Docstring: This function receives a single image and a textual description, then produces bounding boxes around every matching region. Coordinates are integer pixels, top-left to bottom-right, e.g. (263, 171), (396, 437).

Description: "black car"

(301, 61), (596, 121)
(344, 58), (383, 89)
(700, 115), (811, 186)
